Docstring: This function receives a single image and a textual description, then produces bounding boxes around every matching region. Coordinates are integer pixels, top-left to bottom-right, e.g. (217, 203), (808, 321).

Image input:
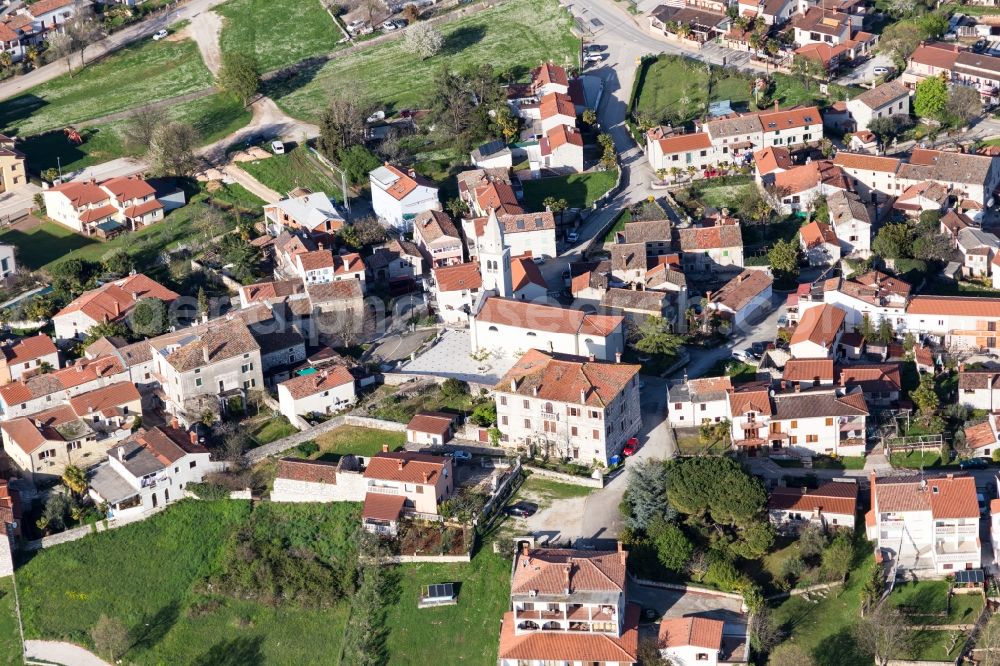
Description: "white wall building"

(369, 163), (441, 232)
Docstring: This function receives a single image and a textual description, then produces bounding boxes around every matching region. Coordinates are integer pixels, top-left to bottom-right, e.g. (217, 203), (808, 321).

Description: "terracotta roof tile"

(790, 304), (845, 347)
(710, 269), (772, 312)
(68, 381), (140, 417)
(907, 295), (1000, 317)
(539, 92), (576, 120)
(768, 481), (858, 515)
(433, 262), (482, 292)
(363, 451), (449, 484)
(362, 492), (406, 521)
(496, 349), (639, 408)
(2, 334), (57, 365)
(964, 420), (996, 450)
(476, 298), (622, 337)
(413, 209), (461, 243)
(498, 604), (638, 662)
(406, 412), (454, 436)
(833, 152), (901, 173)
(654, 131), (713, 153)
(874, 474), (978, 519)
(658, 617), (724, 650)
(278, 366), (354, 400)
(800, 220), (838, 249)
(276, 457), (339, 484)
(783, 358), (834, 382)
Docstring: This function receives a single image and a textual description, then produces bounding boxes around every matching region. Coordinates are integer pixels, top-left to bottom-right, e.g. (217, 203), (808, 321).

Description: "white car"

(347, 19), (367, 31)
(872, 66), (890, 76)
(152, 29), (168, 41)
(584, 53), (602, 63)
(271, 140), (285, 155)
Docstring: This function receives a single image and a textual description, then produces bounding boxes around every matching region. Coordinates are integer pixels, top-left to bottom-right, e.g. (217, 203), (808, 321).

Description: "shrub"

(703, 554), (746, 592)
(186, 482), (231, 500)
(779, 555), (805, 584)
(296, 440), (319, 457)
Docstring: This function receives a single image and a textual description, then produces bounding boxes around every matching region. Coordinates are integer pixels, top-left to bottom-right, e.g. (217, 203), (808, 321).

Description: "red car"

(623, 437), (639, 456)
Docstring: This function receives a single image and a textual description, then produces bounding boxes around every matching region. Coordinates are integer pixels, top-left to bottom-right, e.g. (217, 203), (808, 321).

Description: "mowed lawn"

(217, 0), (341, 72)
(634, 56), (751, 124)
(0, 37), (213, 135)
(384, 547), (512, 666)
(521, 170), (617, 210)
(0, 579), (22, 665)
(306, 426), (407, 461)
(16, 94), (250, 175)
(239, 146), (341, 199)
(272, 0), (579, 121)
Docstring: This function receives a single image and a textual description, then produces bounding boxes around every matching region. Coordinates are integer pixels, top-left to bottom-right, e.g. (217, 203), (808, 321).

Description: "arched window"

(488, 326), (498, 332)
(544, 402), (553, 413)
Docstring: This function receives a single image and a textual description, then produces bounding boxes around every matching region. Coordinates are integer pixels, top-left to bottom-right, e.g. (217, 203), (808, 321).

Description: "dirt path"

(198, 96), (320, 164)
(221, 163), (282, 203)
(181, 10), (224, 76)
(24, 640), (111, 666)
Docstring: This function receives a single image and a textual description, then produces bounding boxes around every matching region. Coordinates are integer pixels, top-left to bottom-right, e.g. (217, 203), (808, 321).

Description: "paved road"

(24, 640), (111, 666)
(0, 0), (230, 102)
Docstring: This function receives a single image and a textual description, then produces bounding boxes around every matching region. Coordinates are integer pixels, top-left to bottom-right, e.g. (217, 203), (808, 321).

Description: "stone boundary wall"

(523, 464), (603, 488)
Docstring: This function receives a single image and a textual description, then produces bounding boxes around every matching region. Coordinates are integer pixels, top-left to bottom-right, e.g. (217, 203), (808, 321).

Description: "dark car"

(506, 501), (538, 518)
(974, 39), (988, 53)
(959, 457), (989, 470)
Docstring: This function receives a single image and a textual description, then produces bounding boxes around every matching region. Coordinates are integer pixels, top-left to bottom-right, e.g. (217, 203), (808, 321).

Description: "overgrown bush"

(186, 482), (231, 500)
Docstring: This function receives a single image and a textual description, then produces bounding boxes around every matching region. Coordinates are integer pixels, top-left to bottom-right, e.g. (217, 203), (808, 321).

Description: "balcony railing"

(367, 485), (400, 496)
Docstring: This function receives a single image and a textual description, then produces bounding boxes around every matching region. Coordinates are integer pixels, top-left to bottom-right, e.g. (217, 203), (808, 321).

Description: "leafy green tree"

(84, 320), (130, 346)
(916, 12), (948, 39)
(24, 295), (56, 321)
(440, 378), (468, 398)
(582, 108), (597, 126)
(872, 223), (913, 259)
(338, 144), (382, 186)
(50, 258), (100, 298)
(858, 312), (876, 342)
(197, 287), (209, 318)
(914, 74), (948, 120)
(220, 235), (262, 284)
(877, 317), (895, 345)
(101, 249), (133, 277)
(768, 237), (800, 282)
(648, 516), (692, 573)
(623, 459), (673, 531)
(217, 51), (261, 105)
(820, 532), (854, 582)
(61, 465), (87, 497)
(634, 316), (684, 356)
(470, 402), (496, 426)
(543, 196), (568, 224)
(128, 297), (169, 338)
(598, 133), (617, 171)
(877, 20), (923, 68)
(492, 104), (520, 142)
(666, 456), (767, 527)
(911, 373), (939, 418)
(729, 520), (775, 559)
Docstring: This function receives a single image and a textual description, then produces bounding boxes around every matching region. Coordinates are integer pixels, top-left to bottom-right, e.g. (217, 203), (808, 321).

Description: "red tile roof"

(654, 131), (712, 154)
(363, 451), (448, 485)
(101, 176), (155, 202)
(2, 334), (57, 365)
(533, 63), (569, 88)
(539, 92), (576, 120)
(753, 146), (793, 174)
(26, 0), (74, 17)
(122, 199), (163, 219)
(782, 358), (834, 382)
(0, 405), (77, 454)
(433, 262), (482, 292)
(278, 366), (354, 400)
(907, 295), (1000, 317)
(406, 412), (454, 436)
(48, 180), (108, 207)
(658, 617), (724, 650)
(909, 43), (960, 71)
(362, 492), (406, 521)
(496, 349), (639, 408)
(547, 123), (584, 149)
(965, 420), (996, 450)
(512, 547), (626, 594)
(55, 274), (178, 325)
(68, 381), (140, 417)
(874, 473), (979, 518)
(414, 209), (461, 243)
(800, 220), (838, 249)
(768, 481), (858, 516)
(476, 298), (622, 337)
(833, 152), (901, 173)
(790, 304), (846, 348)
(276, 457), (340, 484)
(511, 255), (547, 292)
(498, 604), (638, 662)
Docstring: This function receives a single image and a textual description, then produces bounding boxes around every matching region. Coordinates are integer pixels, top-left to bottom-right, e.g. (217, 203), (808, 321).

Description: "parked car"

(583, 53), (603, 63)
(744, 347), (761, 361)
(623, 437), (639, 456)
(152, 29), (168, 41)
(872, 66), (890, 76)
(731, 349), (752, 363)
(585, 44), (606, 53)
(382, 18), (407, 30)
(974, 39), (988, 53)
(271, 140), (285, 155)
(448, 449), (472, 462)
(777, 314), (788, 327)
(531, 256), (545, 265)
(959, 457), (988, 470)
(505, 501), (538, 518)
(750, 341), (771, 357)
(978, 492), (988, 516)
(566, 230), (579, 243)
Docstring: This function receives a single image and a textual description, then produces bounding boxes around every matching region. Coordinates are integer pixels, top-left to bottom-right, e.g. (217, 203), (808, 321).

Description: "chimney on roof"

(382, 444), (389, 453)
(774, 100), (779, 111)
(510, 378), (517, 392)
(190, 431), (198, 445)
(521, 542), (530, 557)
(615, 352), (622, 364)
(794, 382), (800, 393)
(423, 471), (431, 483)
(588, 353), (595, 362)
(580, 388), (586, 403)
(113, 301), (120, 317)
(202, 345), (210, 364)
(171, 417), (179, 429)
(408, 168), (417, 179)
(563, 563), (571, 594)
(532, 386), (538, 396)
(117, 445), (124, 460)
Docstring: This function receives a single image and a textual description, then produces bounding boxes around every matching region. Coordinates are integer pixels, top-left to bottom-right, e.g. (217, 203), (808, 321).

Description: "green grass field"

(697, 182), (754, 209)
(308, 426), (407, 461)
(0, 579), (22, 665)
(889, 450), (950, 469)
(271, 0), (579, 121)
(889, 581), (984, 625)
(521, 170), (617, 210)
(15, 94), (250, 175)
(239, 146), (341, 199)
(368, 384), (477, 424)
(634, 56), (752, 124)
(519, 475), (593, 502)
(0, 195), (240, 272)
(384, 547), (511, 665)
(217, 0), (342, 72)
(251, 416), (300, 445)
(204, 182), (266, 211)
(0, 37), (212, 135)
(15, 500), (376, 665)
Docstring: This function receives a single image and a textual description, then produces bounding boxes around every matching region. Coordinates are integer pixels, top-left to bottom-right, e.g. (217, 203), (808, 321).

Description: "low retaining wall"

(523, 464), (603, 488)
(766, 581), (843, 602)
(632, 577), (747, 607)
(245, 414), (407, 463)
(343, 414), (407, 432)
(386, 553), (471, 563)
(23, 505), (168, 552)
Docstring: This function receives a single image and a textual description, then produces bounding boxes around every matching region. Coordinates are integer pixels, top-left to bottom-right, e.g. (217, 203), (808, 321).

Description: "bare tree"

(317, 89), (375, 159)
(68, 5), (103, 69)
(148, 121), (199, 176)
(975, 613), (1000, 666)
(404, 22), (444, 59)
(122, 105), (168, 153)
(47, 32), (74, 74)
(855, 603), (913, 666)
(946, 84), (983, 127)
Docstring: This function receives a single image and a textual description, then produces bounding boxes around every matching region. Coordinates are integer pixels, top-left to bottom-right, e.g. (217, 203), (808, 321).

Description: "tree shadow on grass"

(190, 636), (265, 666)
(812, 627), (872, 666)
(441, 24), (486, 56)
(129, 601), (180, 653)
